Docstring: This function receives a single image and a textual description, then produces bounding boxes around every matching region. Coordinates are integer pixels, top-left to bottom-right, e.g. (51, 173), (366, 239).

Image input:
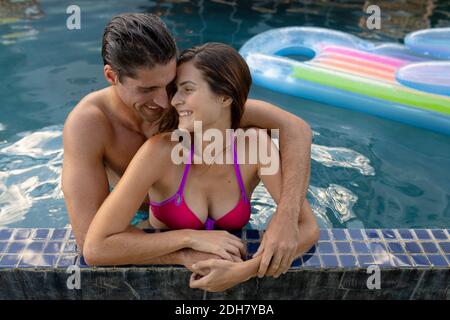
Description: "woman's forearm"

(83, 228), (191, 266)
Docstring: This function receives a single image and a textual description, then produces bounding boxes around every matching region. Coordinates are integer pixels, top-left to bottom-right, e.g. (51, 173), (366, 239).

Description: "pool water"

(0, 0), (449, 229)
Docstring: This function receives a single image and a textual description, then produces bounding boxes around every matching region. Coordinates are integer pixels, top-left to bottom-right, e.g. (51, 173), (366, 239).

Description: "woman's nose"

(171, 91), (182, 108)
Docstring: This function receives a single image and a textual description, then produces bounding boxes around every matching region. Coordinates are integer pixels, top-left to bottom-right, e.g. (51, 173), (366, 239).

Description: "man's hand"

(253, 210), (300, 278)
(181, 248), (242, 273)
(189, 259), (243, 292)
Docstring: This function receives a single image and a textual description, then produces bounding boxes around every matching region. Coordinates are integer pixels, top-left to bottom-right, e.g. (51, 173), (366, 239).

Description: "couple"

(62, 13), (319, 293)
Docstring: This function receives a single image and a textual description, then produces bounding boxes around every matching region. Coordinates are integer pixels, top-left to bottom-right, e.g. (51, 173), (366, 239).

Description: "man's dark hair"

(102, 13), (177, 81)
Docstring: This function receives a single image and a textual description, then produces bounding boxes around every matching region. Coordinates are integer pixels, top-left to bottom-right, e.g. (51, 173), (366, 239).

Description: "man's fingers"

(274, 254), (290, 278)
(253, 239), (265, 258)
(192, 259), (216, 271)
(257, 247), (273, 278)
(190, 273), (211, 289)
(228, 239), (247, 258)
(266, 251), (282, 277)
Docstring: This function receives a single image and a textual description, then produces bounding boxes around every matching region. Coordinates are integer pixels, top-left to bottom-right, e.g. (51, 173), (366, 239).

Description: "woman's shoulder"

(140, 132), (179, 160)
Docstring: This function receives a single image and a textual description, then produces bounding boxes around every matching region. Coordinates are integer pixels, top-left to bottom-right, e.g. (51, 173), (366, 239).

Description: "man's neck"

(107, 86), (157, 137)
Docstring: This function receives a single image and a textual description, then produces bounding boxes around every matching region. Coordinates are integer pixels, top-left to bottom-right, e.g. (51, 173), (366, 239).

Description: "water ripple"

(311, 144), (375, 176)
(0, 126), (63, 226)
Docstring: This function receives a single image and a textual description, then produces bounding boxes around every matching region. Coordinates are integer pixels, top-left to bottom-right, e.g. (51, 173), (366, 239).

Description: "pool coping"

(0, 227), (449, 299)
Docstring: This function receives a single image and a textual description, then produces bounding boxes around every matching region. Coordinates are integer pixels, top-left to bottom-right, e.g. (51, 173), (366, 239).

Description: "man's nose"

(153, 90), (170, 109)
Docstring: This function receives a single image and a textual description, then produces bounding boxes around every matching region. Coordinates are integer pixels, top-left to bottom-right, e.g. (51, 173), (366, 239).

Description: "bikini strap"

(232, 132), (249, 202)
(177, 142), (194, 195)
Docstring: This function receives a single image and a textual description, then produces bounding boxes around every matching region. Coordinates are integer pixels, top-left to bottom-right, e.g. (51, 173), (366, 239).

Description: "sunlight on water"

(0, 126), (63, 226)
(311, 144), (375, 176)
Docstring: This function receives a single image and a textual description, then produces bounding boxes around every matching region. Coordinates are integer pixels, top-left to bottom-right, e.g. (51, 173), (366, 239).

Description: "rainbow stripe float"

(239, 27), (450, 135)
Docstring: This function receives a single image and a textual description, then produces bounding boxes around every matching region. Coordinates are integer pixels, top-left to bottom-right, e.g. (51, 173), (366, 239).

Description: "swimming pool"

(1, 0), (449, 230)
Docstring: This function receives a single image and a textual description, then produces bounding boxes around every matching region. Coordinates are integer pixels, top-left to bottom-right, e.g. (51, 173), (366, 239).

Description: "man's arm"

(241, 99), (312, 276)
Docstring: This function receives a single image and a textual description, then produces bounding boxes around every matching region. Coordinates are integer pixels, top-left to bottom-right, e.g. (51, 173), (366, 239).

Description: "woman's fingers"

(227, 239), (247, 258)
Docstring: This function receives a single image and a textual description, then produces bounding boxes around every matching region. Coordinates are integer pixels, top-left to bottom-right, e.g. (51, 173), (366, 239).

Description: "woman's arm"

(83, 135), (192, 266)
(83, 134), (246, 266)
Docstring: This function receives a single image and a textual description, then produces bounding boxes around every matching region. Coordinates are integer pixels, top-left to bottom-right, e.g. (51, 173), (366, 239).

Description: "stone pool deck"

(0, 227), (449, 299)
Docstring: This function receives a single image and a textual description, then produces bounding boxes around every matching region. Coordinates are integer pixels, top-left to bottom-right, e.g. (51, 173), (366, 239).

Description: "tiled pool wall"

(0, 227), (449, 299)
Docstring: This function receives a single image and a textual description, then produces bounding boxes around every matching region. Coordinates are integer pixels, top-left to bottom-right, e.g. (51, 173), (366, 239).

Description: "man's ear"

(104, 65), (118, 85)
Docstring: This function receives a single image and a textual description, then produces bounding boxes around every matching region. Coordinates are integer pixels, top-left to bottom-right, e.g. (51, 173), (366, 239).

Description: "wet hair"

(102, 13), (177, 82)
(158, 42), (252, 132)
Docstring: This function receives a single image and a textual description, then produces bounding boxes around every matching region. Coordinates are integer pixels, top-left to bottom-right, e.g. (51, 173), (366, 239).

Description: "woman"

(84, 43), (319, 291)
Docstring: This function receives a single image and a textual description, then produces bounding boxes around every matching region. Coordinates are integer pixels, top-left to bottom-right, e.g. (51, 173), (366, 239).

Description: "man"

(62, 13), (316, 280)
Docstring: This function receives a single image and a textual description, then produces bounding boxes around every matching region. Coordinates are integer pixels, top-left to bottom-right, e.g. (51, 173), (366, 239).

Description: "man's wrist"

(275, 199), (301, 221)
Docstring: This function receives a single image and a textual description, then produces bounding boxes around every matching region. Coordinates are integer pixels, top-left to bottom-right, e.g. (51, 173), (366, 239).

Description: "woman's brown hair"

(158, 42), (252, 133)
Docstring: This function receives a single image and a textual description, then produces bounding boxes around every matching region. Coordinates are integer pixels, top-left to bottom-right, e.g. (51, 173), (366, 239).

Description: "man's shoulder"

(63, 89), (112, 152)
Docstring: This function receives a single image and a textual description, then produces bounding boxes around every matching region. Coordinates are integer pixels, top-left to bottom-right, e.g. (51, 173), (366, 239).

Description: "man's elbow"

(293, 117), (312, 142)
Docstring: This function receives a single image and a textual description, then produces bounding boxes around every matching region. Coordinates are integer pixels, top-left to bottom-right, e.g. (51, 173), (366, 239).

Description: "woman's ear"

(221, 96), (233, 108)
(104, 65), (118, 85)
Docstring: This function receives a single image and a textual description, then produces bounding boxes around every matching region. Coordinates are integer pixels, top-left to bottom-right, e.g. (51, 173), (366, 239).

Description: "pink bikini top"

(148, 135), (251, 230)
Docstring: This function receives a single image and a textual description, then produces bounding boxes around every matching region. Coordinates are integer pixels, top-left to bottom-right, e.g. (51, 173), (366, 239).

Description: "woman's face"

(171, 61), (230, 132)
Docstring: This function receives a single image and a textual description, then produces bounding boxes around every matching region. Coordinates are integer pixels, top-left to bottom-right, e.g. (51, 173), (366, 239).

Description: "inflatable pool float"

(239, 27), (450, 135)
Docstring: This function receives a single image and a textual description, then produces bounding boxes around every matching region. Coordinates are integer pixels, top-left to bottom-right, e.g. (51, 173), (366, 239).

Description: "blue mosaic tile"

(357, 255), (375, 267)
(387, 242), (406, 254)
(0, 242), (7, 254)
(44, 242), (63, 254)
(77, 255), (89, 268)
(246, 229), (260, 240)
(352, 242), (371, 254)
(50, 229), (68, 241)
(365, 229), (381, 240)
(6, 242), (26, 254)
(381, 229), (397, 240)
(230, 230), (242, 238)
(318, 242), (335, 254)
(392, 254), (413, 267)
(338, 255), (358, 267)
(426, 255), (448, 267)
(348, 229), (364, 240)
(19, 254), (58, 267)
(369, 242), (388, 254)
(431, 229), (448, 240)
(319, 229), (330, 241)
(438, 242), (450, 254)
(421, 242), (440, 254)
(372, 254), (395, 267)
(68, 231), (75, 240)
(32, 229), (50, 240)
(446, 255), (450, 263)
(321, 255), (340, 267)
(57, 255), (77, 268)
(410, 255), (431, 267)
(414, 229), (431, 240)
(405, 242), (423, 254)
(0, 255), (20, 268)
(398, 229), (414, 240)
(0, 229), (13, 240)
(331, 229), (347, 240)
(26, 242), (45, 253)
(335, 242), (352, 254)
(63, 242), (77, 253)
(247, 242), (259, 255)
(291, 258), (303, 268)
(301, 254), (321, 268)
(305, 244), (317, 255)
(13, 229), (32, 240)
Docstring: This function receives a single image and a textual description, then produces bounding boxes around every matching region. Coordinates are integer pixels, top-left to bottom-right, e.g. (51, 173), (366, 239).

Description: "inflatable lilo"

(239, 27), (450, 135)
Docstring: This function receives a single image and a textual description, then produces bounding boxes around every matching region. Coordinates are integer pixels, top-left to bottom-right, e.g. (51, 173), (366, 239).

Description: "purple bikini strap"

(232, 132), (248, 202)
(177, 142), (194, 195)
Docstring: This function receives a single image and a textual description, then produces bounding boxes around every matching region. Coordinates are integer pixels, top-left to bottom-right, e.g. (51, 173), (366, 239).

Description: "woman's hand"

(186, 230), (246, 261)
(189, 259), (246, 292)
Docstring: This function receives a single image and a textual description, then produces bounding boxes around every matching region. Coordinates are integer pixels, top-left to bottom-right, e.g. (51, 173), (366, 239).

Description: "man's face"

(115, 58), (177, 122)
